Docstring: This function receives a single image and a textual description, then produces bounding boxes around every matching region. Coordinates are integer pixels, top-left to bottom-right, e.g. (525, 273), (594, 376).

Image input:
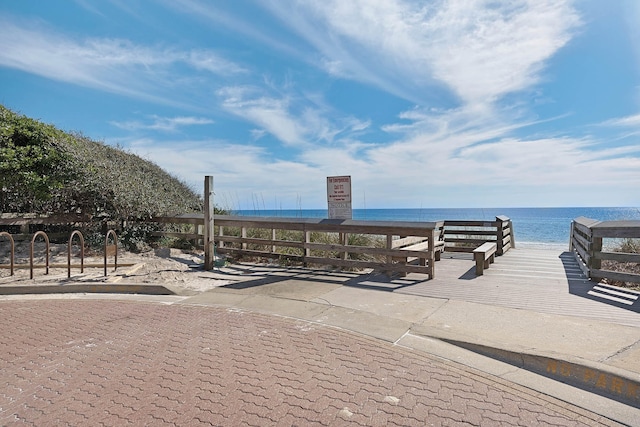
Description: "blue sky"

(1, 0), (639, 210)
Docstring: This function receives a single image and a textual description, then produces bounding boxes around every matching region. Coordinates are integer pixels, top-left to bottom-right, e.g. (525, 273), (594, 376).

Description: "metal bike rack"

(30, 231), (50, 279)
(104, 229), (118, 276)
(68, 230), (85, 278)
(0, 231), (14, 276)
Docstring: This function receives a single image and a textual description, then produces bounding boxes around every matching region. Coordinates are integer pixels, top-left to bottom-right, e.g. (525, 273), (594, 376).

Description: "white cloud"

(348, 118), (371, 133)
(271, 101), (640, 207)
(188, 50), (247, 75)
(217, 86), (305, 147)
(420, 0), (580, 104)
(111, 115), (214, 132)
(600, 113), (640, 128)
(163, 0), (307, 61)
(216, 85), (370, 147)
(0, 17), (244, 105)
(320, 58), (346, 77)
(117, 81), (640, 209)
(125, 138), (326, 209)
(595, 113), (640, 144)
(264, 0), (580, 106)
(117, 121), (640, 209)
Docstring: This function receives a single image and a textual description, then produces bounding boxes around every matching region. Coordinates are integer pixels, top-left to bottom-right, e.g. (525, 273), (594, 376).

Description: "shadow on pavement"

(342, 271), (431, 292)
(218, 264), (362, 290)
(216, 262), (433, 292)
(561, 252), (640, 313)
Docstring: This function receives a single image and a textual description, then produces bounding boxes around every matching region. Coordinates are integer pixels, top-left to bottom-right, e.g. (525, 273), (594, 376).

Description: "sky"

(1, 0), (639, 210)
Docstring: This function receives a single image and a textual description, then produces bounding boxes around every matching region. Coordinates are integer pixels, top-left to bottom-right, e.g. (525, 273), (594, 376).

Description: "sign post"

(327, 176), (352, 220)
(203, 175), (215, 270)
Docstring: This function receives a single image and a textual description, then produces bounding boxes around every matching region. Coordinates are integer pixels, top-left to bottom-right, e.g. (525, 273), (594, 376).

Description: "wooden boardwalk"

(350, 248), (640, 328)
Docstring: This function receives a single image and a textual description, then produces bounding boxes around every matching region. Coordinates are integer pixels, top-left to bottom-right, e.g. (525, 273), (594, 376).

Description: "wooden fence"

(151, 214), (514, 279)
(0, 213), (91, 240)
(570, 217), (640, 284)
(442, 215), (514, 255)
(153, 214), (444, 278)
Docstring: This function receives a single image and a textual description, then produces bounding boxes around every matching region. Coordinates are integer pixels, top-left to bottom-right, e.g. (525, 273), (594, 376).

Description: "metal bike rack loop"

(104, 229), (118, 276)
(68, 230), (85, 278)
(30, 231), (50, 279)
(0, 232), (15, 276)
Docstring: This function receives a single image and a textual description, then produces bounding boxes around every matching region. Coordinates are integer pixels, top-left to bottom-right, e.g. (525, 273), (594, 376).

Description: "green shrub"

(0, 106), (78, 211)
(1, 105), (204, 221)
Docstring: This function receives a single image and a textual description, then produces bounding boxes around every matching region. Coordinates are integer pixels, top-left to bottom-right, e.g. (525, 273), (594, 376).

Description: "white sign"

(327, 176), (352, 219)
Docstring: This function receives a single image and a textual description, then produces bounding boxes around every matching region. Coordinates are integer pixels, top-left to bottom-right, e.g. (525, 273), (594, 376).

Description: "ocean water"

(234, 207), (640, 249)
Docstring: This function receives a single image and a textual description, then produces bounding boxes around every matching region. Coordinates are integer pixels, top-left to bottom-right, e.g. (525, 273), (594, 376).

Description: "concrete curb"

(396, 333), (640, 426)
(436, 338), (640, 409)
(0, 283), (174, 295)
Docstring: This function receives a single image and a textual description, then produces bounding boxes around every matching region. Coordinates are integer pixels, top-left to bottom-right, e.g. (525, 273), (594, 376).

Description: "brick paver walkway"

(0, 300), (619, 426)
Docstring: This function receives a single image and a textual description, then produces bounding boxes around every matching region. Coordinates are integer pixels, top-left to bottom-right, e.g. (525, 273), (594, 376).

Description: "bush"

(1, 104), (203, 221)
(0, 106), (77, 211)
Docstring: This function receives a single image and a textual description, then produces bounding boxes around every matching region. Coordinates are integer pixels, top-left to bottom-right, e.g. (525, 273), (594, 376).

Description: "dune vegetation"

(0, 104), (203, 219)
(0, 104), (215, 251)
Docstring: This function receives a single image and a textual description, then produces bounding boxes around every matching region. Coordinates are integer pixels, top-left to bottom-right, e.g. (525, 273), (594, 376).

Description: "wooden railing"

(442, 216), (514, 255)
(570, 217), (640, 284)
(150, 214), (514, 278)
(153, 214), (444, 278)
(0, 213), (92, 241)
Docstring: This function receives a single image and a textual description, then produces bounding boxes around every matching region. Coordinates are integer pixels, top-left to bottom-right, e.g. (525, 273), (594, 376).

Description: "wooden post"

(509, 218), (515, 249)
(303, 230), (310, 267)
(568, 221), (575, 252)
(427, 229), (437, 279)
(341, 232), (348, 260)
(241, 227), (247, 250)
(591, 236), (603, 270)
(194, 224), (201, 248)
(495, 216), (515, 255)
(271, 228), (276, 255)
(203, 176), (215, 270)
(384, 234), (393, 276)
(495, 217), (504, 255)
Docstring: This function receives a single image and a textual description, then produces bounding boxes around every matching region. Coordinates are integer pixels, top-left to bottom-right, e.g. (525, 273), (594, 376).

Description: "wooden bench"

(473, 242), (497, 275)
(392, 236), (445, 262)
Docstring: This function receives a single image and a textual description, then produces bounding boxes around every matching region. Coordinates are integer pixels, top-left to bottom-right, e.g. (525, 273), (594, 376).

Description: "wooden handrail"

(570, 217), (640, 284)
(148, 214), (514, 278)
(152, 214), (443, 278)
